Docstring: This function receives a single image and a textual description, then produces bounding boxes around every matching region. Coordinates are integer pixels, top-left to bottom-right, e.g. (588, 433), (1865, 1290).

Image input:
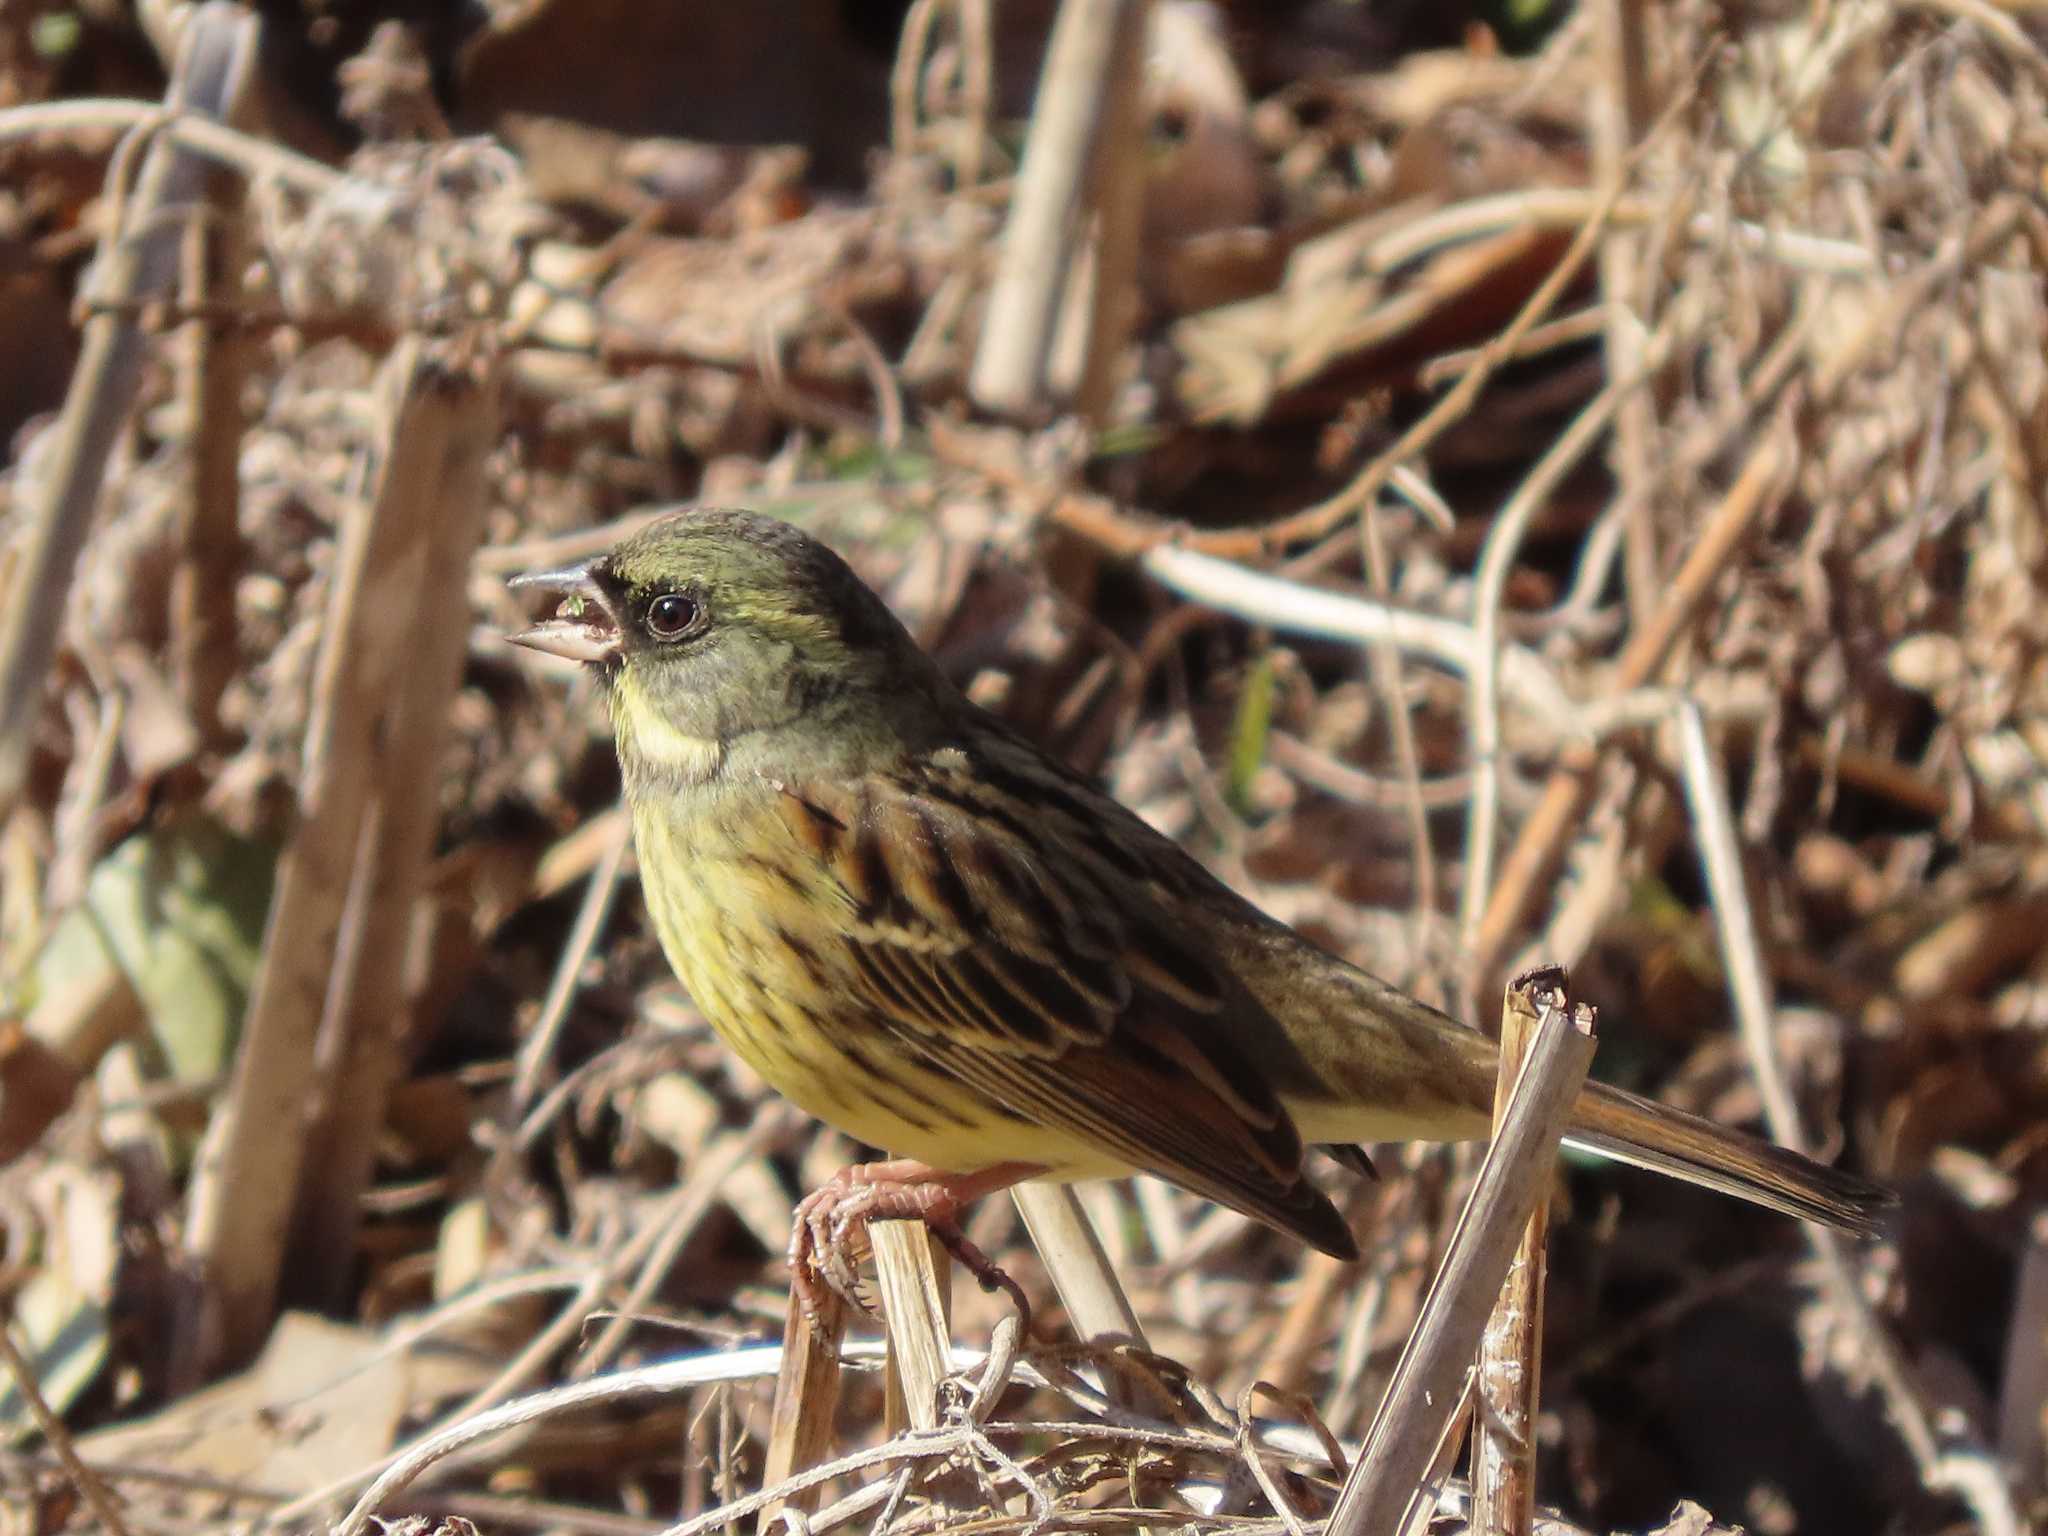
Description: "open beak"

(506, 558), (622, 665)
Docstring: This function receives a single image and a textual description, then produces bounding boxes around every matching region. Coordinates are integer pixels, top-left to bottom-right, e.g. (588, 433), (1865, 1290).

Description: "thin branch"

(0, 1311), (135, 1536)
(1459, 370), (1630, 1001)
(1138, 545), (1578, 730)
(512, 808), (633, 1109)
(1675, 701), (2019, 1536)
(1473, 427), (1793, 985)
(0, 98), (345, 196)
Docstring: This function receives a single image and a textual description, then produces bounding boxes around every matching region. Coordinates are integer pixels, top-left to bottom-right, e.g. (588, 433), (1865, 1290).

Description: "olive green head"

(508, 508), (942, 780)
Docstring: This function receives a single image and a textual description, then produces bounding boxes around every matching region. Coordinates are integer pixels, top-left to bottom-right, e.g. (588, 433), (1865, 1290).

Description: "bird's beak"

(506, 558), (622, 665)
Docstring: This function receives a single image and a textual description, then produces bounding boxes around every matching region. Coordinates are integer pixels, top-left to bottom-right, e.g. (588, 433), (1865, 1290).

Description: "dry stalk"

(874, 1220), (955, 1433)
(182, 334), (497, 1373)
(1997, 1212), (2048, 1496)
(759, 1291), (847, 1532)
(1587, 0), (1661, 631)
(1473, 427), (1794, 987)
(1012, 1176), (1169, 1536)
(1469, 987), (1556, 1536)
(1069, 0), (1149, 422)
(173, 137), (249, 752)
(968, 0), (1149, 417)
(287, 335), (502, 1311)
(0, 4), (260, 818)
(511, 808), (633, 1109)
(1327, 971), (1595, 1536)
(1012, 1181), (1145, 1347)
(1674, 702), (2021, 1536)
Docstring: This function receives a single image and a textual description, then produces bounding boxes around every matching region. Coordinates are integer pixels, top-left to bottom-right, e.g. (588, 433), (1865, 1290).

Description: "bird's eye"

(645, 592), (700, 641)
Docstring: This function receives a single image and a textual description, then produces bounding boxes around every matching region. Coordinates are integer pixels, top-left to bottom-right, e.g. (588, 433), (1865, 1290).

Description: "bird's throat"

(613, 676), (728, 787)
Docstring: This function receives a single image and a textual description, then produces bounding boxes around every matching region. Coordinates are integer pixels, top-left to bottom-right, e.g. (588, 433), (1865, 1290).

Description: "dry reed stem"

(1588, 0), (1660, 632)
(1328, 972), (1595, 1536)
(0, 6), (260, 818)
(173, 150), (248, 752)
(1469, 988), (1554, 1536)
(874, 1220), (955, 1433)
(759, 1291), (847, 1532)
(286, 334), (502, 1309)
(969, 0), (1147, 416)
(183, 333), (490, 1372)
(1070, 0), (1150, 423)
(1012, 1181), (1145, 1347)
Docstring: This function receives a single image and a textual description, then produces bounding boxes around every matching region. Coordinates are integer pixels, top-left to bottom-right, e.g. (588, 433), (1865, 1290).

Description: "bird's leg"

(789, 1159), (1045, 1329)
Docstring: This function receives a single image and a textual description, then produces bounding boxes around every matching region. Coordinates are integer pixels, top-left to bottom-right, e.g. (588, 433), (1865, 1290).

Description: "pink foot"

(787, 1159), (1045, 1331)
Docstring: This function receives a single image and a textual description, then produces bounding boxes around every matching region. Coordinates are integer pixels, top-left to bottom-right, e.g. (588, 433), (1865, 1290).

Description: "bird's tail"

(1563, 1079), (1895, 1235)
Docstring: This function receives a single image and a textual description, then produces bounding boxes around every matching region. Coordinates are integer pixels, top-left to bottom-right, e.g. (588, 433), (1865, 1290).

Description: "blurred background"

(0, 2), (2044, 1534)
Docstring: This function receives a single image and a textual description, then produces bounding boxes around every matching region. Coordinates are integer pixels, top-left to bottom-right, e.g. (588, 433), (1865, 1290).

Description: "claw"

(791, 1177), (882, 1322)
(784, 1159), (1047, 1333)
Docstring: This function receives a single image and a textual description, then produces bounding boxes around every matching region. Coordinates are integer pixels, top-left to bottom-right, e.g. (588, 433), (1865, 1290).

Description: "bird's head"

(508, 508), (943, 784)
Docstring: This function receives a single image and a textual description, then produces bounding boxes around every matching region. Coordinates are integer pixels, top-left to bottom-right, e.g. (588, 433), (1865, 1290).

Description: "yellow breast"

(629, 790), (1121, 1179)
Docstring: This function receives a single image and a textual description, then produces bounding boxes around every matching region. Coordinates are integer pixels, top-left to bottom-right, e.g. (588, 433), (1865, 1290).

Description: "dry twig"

(1328, 971), (1595, 1536)
(1675, 701), (2020, 1536)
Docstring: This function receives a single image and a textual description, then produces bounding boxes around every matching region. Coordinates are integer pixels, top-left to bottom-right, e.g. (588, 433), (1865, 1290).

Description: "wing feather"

(781, 756), (1358, 1259)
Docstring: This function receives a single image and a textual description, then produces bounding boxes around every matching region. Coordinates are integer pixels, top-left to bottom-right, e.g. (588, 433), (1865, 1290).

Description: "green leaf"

(50, 816), (275, 1086)
(0, 1167), (117, 1445)
(1090, 422), (1166, 459)
(1225, 651), (1277, 818)
(30, 12), (81, 59)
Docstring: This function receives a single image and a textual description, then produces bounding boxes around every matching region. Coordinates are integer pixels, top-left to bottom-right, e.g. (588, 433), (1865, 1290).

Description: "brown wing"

(772, 746), (1358, 1260)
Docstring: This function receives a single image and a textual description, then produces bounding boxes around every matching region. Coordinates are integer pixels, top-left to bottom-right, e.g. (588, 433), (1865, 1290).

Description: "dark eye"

(645, 592), (700, 640)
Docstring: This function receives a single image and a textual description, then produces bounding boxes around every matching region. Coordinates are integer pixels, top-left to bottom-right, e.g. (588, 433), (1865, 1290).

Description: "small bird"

(510, 508), (1892, 1313)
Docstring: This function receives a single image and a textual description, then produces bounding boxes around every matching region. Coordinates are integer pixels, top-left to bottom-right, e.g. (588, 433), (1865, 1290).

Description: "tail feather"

(1565, 1080), (1896, 1235)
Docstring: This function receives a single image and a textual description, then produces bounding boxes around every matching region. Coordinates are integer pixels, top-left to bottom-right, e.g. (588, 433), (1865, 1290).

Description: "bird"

(508, 507), (1893, 1315)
